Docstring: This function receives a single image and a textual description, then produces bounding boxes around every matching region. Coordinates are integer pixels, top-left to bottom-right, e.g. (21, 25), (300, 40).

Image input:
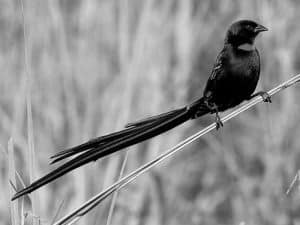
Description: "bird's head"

(225, 20), (268, 50)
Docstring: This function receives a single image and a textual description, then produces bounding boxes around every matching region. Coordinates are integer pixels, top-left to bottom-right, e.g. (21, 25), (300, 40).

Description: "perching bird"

(12, 20), (269, 200)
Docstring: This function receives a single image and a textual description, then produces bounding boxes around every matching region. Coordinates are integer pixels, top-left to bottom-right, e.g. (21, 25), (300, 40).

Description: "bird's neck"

(225, 33), (256, 51)
(237, 43), (255, 51)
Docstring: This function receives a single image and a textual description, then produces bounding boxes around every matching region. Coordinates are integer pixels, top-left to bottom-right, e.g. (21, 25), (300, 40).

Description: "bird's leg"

(204, 100), (223, 130)
(250, 91), (272, 103)
(214, 110), (223, 130)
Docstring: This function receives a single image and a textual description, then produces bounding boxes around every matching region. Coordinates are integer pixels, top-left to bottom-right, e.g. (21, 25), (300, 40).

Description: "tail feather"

(50, 108), (186, 164)
(51, 127), (138, 159)
(50, 126), (149, 164)
(12, 98), (209, 201)
(125, 108), (185, 128)
(51, 122), (155, 164)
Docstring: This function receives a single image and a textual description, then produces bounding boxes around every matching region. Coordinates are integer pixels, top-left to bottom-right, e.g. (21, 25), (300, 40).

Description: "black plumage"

(12, 20), (269, 201)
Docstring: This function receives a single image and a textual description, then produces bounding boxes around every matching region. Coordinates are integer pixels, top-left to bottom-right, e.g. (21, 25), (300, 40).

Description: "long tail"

(49, 108), (185, 164)
(12, 98), (208, 201)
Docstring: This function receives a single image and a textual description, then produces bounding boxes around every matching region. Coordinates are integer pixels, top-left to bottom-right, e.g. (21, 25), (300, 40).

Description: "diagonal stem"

(54, 74), (300, 225)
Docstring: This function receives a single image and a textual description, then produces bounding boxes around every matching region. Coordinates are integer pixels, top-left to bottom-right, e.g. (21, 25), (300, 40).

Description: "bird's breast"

(228, 50), (259, 79)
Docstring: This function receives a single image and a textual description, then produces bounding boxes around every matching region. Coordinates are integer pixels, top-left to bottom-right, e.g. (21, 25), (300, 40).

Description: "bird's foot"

(215, 112), (223, 130)
(204, 100), (223, 129)
(251, 91), (272, 103)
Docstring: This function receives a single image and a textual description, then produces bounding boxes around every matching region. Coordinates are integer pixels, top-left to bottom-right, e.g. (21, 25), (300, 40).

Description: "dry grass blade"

(105, 152), (129, 225)
(19, 0), (39, 224)
(53, 74), (300, 225)
(15, 169), (26, 225)
(286, 170), (300, 195)
(5, 142), (26, 225)
(50, 200), (65, 225)
(105, 0), (130, 223)
(8, 138), (20, 225)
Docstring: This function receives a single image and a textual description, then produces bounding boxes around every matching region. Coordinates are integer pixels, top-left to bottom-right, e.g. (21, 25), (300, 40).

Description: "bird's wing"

(203, 47), (228, 99)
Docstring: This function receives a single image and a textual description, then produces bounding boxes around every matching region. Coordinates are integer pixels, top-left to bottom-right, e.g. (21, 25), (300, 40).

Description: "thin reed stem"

(8, 139), (20, 225)
(53, 74), (300, 225)
(19, 0), (39, 224)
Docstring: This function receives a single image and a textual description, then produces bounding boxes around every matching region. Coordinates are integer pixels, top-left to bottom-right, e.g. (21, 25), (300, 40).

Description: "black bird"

(12, 20), (269, 200)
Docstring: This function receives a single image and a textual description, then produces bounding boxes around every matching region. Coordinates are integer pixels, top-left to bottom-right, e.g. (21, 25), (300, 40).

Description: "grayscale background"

(1, 0), (300, 225)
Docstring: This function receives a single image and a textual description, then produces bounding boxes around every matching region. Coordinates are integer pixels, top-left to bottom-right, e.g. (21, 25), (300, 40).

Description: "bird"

(12, 20), (269, 201)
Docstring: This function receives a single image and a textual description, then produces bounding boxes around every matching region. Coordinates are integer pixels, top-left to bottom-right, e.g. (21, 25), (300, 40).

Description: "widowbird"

(12, 20), (269, 201)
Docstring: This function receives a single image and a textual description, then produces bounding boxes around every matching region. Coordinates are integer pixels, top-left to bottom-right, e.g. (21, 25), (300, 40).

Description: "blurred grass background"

(1, 0), (300, 224)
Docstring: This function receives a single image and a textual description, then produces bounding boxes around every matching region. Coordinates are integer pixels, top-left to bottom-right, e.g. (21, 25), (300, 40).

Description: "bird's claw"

(215, 113), (223, 130)
(252, 91), (272, 103)
(261, 93), (272, 103)
(204, 100), (223, 130)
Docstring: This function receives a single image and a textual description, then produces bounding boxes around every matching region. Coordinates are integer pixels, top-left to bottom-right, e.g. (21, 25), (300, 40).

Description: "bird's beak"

(254, 24), (268, 33)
